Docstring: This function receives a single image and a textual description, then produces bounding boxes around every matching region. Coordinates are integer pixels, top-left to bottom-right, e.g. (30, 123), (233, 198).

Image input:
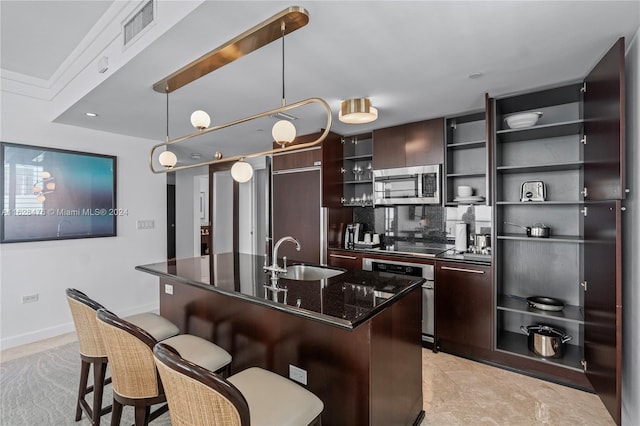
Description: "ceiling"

(2, 1), (639, 166)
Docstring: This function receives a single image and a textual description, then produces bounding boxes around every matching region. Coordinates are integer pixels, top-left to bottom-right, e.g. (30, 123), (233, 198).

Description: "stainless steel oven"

(372, 165), (441, 205)
(362, 257), (435, 343)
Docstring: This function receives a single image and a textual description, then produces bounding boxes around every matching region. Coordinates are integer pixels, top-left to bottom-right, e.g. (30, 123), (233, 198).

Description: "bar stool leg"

(75, 360), (91, 421)
(91, 360), (108, 425)
(110, 400), (123, 426)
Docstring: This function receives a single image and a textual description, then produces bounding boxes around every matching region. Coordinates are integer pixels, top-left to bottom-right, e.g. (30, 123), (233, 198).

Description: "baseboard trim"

(0, 303), (159, 350)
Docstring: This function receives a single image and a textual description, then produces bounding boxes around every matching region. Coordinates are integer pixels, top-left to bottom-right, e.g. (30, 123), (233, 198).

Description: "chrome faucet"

(264, 236), (301, 299)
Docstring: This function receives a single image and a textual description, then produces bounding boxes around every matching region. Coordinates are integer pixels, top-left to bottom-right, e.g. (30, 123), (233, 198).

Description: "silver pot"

(520, 324), (572, 358)
(504, 222), (551, 238)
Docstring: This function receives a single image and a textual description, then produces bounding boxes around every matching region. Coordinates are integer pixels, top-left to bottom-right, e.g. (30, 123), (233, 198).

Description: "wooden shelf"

(344, 154), (373, 161)
(496, 200), (584, 205)
(496, 331), (583, 371)
(446, 172), (485, 178)
(498, 295), (584, 324)
(496, 161), (583, 174)
(446, 140), (486, 150)
(497, 120), (584, 143)
(497, 233), (584, 243)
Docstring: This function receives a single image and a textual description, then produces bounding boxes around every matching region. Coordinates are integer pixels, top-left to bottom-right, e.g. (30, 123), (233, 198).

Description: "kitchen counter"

(136, 252), (424, 330)
(136, 253), (424, 426)
(328, 246), (492, 266)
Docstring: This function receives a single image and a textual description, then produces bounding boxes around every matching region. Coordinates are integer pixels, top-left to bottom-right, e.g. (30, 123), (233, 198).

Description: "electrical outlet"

(164, 284), (173, 295)
(136, 220), (155, 230)
(289, 365), (307, 385)
(22, 294), (39, 304)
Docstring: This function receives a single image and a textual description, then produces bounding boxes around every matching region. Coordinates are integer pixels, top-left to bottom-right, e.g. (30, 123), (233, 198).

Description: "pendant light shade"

(339, 98), (378, 124)
(190, 110), (211, 130)
(159, 151), (178, 169)
(231, 160), (254, 183)
(272, 120), (297, 147)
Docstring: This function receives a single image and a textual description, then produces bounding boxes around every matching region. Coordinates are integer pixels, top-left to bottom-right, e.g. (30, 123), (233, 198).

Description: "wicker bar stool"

(153, 342), (323, 426)
(65, 288), (180, 426)
(96, 308), (232, 426)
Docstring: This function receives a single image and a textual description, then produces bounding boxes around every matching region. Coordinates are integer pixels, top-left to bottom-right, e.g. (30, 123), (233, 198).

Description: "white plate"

(454, 196), (485, 203)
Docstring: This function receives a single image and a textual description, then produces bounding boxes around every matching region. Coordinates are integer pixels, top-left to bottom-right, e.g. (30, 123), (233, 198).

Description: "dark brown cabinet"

(435, 261), (492, 354)
(372, 118), (444, 169)
(492, 38), (624, 424)
(327, 250), (362, 270)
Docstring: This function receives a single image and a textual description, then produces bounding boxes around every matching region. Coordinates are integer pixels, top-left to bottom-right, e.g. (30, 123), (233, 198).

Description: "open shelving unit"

(493, 82), (587, 371)
(341, 134), (373, 207)
(444, 111), (488, 206)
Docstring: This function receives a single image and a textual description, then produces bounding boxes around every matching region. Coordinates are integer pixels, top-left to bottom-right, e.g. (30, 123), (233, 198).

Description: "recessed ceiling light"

(85, 112), (98, 117)
(191, 153), (201, 160)
(468, 72), (483, 79)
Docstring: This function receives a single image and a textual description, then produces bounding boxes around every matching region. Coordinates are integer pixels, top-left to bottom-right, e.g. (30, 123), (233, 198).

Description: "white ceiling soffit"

(0, 1), (113, 80)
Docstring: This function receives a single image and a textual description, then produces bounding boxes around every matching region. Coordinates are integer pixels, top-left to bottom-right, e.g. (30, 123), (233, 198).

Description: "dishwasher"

(362, 257), (435, 343)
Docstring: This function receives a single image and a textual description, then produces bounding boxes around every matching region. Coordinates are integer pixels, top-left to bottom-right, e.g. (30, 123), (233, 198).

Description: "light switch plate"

(164, 284), (173, 295)
(289, 365), (307, 385)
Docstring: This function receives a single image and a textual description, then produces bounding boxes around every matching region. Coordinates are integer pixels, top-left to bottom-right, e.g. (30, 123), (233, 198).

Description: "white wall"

(174, 166), (207, 259)
(0, 91), (167, 349)
(622, 27), (639, 426)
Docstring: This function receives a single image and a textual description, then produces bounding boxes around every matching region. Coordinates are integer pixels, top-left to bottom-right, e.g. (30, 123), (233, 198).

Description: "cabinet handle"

(441, 266), (485, 274)
(329, 254), (358, 260)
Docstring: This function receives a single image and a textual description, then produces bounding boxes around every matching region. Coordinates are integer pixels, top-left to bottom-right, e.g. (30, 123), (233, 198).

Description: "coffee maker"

(344, 223), (362, 249)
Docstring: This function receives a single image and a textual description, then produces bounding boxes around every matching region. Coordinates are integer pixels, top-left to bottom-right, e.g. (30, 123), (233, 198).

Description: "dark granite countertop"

(136, 253), (424, 330)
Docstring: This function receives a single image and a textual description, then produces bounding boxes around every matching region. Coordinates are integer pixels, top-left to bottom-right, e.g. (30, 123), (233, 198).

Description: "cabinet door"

(405, 118), (444, 166)
(372, 125), (405, 169)
(435, 262), (492, 352)
(584, 201), (622, 424)
(321, 132), (345, 208)
(272, 170), (321, 263)
(272, 148), (321, 171)
(327, 251), (362, 270)
(584, 37), (625, 200)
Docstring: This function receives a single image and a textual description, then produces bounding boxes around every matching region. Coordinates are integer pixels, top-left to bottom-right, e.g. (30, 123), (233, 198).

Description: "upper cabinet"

(340, 134), (373, 207)
(272, 130), (344, 208)
(444, 101), (491, 206)
(372, 118), (444, 169)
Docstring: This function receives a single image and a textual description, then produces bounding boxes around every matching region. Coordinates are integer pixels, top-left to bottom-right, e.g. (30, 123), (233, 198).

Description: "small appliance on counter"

(344, 223), (362, 249)
(463, 233), (492, 261)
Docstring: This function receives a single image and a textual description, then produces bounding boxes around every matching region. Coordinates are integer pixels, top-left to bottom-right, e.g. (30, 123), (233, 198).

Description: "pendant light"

(148, 6), (333, 175)
(231, 160), (254, 183)
(272, 21), (297, 148)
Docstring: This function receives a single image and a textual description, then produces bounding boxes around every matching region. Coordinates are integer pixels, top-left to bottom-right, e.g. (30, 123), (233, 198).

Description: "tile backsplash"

(353, 204), (492, 247)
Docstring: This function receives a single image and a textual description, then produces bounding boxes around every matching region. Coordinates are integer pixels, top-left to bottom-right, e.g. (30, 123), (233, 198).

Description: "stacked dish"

(454, 195), (485, 204)
(504, 111), (543, 129)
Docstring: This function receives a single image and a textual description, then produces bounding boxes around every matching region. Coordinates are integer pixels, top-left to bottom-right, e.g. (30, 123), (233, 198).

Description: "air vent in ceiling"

(124, 0), (154, 46)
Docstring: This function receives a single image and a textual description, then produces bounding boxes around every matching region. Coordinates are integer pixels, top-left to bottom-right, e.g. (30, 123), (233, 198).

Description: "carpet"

(0, 341), (171, 425)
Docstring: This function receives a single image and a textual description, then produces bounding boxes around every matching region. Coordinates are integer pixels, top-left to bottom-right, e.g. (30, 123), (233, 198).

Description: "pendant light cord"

(165, 89), (170, 142)
(281, 21), (286, 107)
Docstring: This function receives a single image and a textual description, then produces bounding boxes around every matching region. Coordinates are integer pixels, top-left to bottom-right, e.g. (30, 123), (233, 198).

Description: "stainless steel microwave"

(372, 165), (441, 205)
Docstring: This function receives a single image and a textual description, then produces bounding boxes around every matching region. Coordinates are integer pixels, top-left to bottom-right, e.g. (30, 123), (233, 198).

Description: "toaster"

(521, 181), (546, 202)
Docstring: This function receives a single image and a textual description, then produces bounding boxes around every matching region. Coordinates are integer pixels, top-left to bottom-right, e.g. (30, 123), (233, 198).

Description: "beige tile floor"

(422, 349), (615, 425)
(1, 334), (615, 425)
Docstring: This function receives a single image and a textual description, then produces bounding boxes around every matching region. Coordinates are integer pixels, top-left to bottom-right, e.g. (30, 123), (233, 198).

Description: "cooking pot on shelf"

(504, 222), (551, 238)
(520, 324), (572, 358)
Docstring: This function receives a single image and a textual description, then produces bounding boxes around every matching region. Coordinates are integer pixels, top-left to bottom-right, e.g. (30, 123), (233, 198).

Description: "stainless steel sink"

(282, 264), (345, 281)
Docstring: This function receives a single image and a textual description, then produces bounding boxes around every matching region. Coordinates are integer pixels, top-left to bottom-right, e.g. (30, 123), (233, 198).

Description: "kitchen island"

(136, 253), (424, 426)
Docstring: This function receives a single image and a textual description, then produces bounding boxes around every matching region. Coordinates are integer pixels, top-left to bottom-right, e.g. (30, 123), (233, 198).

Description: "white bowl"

(504, 112), (543, 129)
(457, 186), (473, 197)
